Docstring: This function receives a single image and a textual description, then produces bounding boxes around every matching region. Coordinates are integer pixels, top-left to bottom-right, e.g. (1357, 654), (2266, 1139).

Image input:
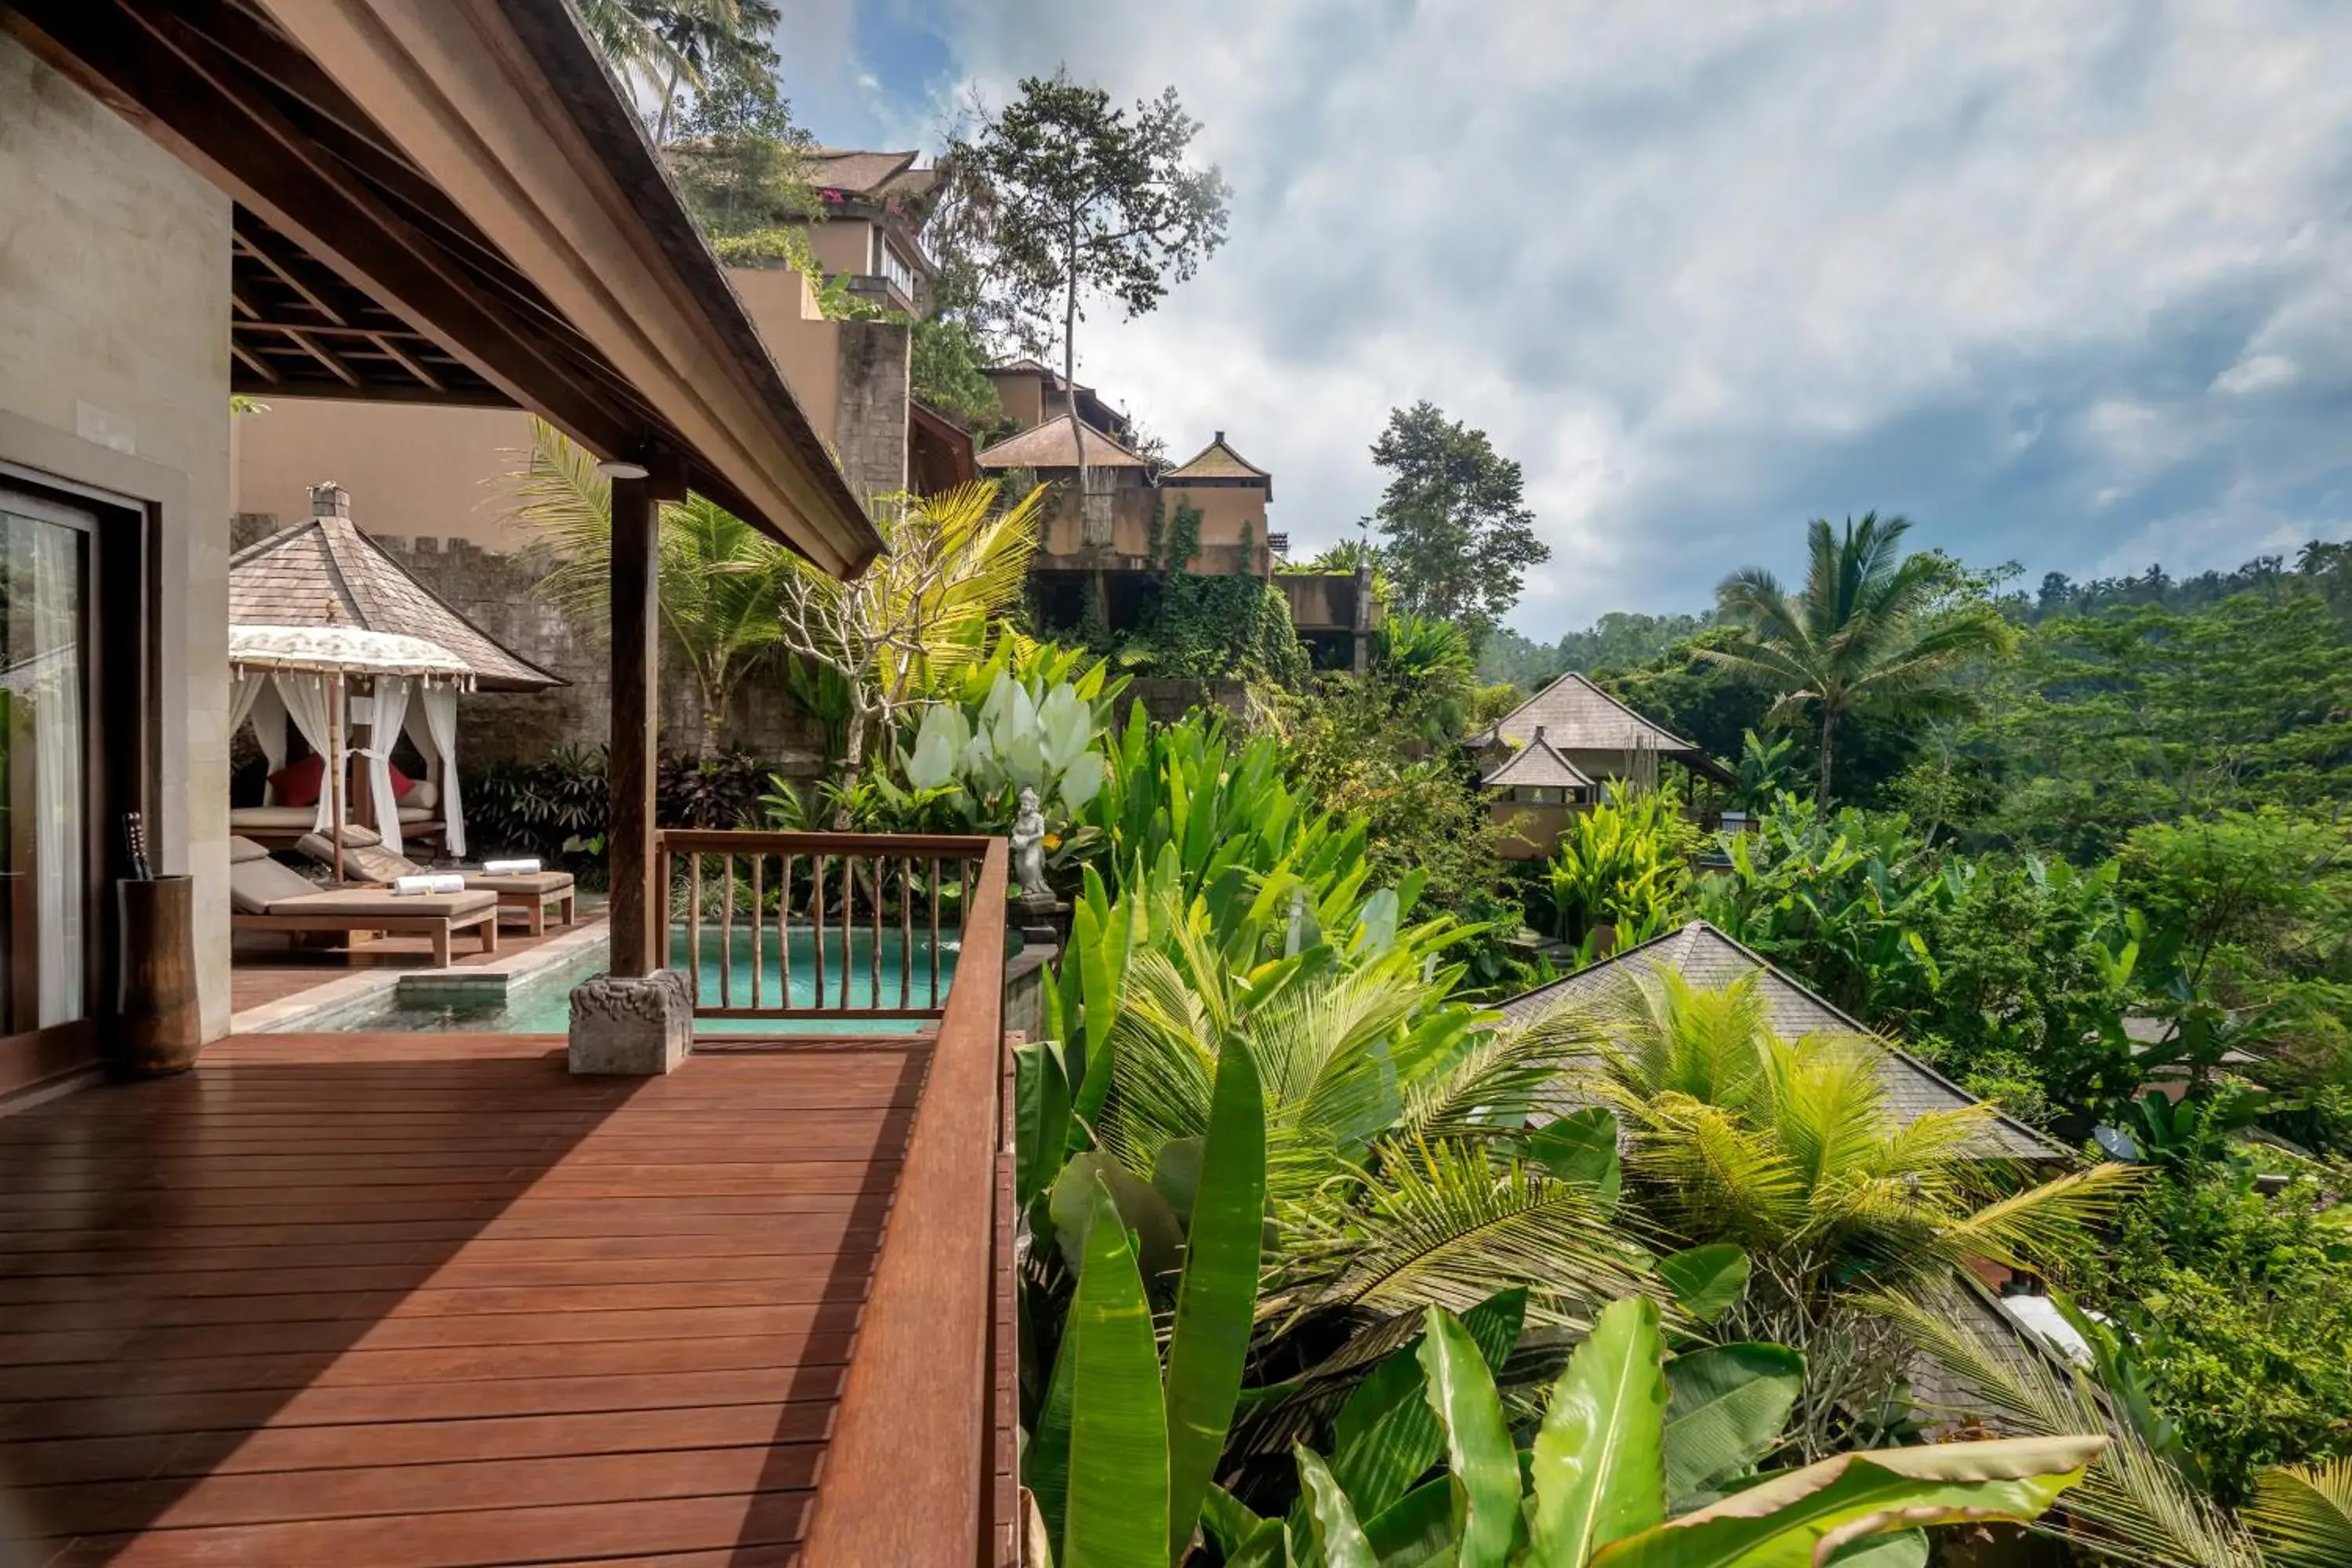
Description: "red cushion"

(388, 761), (415, 800)
(268, 753), (325, 808)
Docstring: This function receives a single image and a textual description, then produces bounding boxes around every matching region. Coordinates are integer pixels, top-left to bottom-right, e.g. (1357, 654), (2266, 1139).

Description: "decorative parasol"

(227, 625), (475, 883)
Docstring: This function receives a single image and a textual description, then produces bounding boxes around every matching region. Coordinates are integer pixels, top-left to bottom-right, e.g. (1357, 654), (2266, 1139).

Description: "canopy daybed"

(227, 481), (564, 862)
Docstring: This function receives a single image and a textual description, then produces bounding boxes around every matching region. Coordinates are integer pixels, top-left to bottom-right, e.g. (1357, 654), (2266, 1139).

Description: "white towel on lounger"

(392, 874), (466, 896)
(481, 858), (543, 875)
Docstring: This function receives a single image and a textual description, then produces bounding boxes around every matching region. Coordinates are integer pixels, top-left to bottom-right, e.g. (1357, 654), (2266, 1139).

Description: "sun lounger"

(229, 837), (499, 966)
(293, 829), (577, 935)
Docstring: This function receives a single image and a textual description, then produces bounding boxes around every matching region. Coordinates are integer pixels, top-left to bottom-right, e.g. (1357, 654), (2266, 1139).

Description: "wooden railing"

(800, 835), (1014, 1565)
(655, 829), (994, 1022)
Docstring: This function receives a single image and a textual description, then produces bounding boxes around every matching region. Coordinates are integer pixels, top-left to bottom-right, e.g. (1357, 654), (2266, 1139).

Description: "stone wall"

(834, 320), (909, 502)
(347, 532), (827, 771)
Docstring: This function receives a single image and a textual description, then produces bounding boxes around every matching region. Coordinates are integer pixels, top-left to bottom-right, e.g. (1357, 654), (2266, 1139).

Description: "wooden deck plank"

(0, 1030), (924, 1566)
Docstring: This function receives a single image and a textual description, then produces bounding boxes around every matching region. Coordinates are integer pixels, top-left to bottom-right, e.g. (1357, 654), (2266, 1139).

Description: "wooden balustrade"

(655, 829), (993, 1021)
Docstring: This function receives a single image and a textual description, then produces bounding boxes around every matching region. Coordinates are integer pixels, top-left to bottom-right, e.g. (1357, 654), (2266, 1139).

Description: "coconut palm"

(2246, 1460), (2352, 1568)
(1700, 512), (2015, 801)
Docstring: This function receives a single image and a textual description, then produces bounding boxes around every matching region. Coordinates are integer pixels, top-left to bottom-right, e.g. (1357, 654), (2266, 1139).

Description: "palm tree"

(1700, 512), (2015, 801)
(506, 419), (1044, 771)
(506, 419), (793, 757)
(1570, 970), (2136, 1456)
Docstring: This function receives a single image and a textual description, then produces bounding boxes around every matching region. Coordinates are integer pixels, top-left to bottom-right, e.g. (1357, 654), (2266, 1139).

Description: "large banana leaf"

(1417, 1307), (1523, 1568)
(1661, 1345), (1804, 1507)
(1016, 1040), (1073, 1205)
(1029, 1309), (1079, 1553)
(1527, 1296), (1669, 1566)
(1298, 1445), (1380, 1568)
(2245, 1459), (2352, 1568)
(1588, 1435), (2104, 1568)
(1163, 1036), (1268, 1561)
(1062, 1175), (1170, 1568)
(1362, 1479), (1457, 1568)
(1330, 1288), (1528, 1519)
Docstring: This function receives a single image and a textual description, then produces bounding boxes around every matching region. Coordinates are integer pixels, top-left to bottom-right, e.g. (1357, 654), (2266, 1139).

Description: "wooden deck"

(0, 1030), (927, 1567)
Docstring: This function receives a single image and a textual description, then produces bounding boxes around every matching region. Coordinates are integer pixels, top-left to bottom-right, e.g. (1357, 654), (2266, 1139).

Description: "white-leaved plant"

(907, 671), (1104, 815)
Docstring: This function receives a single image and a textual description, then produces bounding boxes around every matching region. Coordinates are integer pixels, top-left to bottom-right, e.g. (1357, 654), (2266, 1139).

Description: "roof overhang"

(4, 0), (881, 578)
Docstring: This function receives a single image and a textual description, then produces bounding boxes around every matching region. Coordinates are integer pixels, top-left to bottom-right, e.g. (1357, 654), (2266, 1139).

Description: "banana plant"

(1220, 1296), (2101, 1568)
(1028, 1030), (1269, 1566)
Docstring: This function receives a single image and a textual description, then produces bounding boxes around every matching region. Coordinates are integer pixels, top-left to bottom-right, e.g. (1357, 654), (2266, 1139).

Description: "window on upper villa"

(880, 238), (919, 303)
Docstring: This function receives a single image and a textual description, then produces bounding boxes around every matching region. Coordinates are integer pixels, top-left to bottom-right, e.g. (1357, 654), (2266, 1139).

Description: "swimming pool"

(337, 927), (959, 1034)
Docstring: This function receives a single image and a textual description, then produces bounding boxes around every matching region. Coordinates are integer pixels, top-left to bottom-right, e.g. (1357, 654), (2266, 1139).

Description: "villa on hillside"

(1473, 671), (1730, 858)
(976, 367), (1377, 668)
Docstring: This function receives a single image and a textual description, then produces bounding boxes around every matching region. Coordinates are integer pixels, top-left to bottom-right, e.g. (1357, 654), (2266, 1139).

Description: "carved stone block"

(567, 969), (693, 1075)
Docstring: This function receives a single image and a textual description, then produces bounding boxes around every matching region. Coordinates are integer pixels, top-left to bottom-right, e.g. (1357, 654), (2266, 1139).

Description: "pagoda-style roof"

(1501, 921), (2063, 1161)
(975, 419), (1153, 471)
(230, 485), (561, 692)
(1472, 672), (1726, 780)
(1480, 731), (1594, 791)
(805, 148), (935, 203)
(1164, 433), (1272, 498)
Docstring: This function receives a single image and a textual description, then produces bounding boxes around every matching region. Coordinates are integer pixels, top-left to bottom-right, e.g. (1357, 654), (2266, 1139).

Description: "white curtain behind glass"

(23, 521), (82, 1027)
(274, 673), (339, 833)
(365, 676), (409, 858)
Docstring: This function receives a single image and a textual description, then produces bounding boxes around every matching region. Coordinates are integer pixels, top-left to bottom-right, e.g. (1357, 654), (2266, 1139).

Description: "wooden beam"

(605, 475), (659, 979)
(7, 0), (644, 459)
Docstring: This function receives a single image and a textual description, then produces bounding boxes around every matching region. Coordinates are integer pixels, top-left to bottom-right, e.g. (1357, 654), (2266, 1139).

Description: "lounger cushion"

(228, 805), (322, 831)
(293, 831), (418, 886)
(401, 778), (439, 810)
(261, 888), (498, 920)
(397, 807), (434, 825)
(462, 871), (574, 895)
(228, 836), (274, 866)
(228, 852), (328, 915)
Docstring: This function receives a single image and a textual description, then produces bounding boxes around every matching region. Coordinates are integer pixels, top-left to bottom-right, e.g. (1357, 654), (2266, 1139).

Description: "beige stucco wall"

(799, 220), (874, 279)
(0, 35), (235, 1039)
(234, 401), (535, 547)
(1161, 483), (1269, 564)
(731, 267), (839, 452)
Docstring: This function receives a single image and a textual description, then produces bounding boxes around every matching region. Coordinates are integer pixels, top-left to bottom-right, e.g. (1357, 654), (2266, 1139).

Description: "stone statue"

(1010, 786), (1052, 904)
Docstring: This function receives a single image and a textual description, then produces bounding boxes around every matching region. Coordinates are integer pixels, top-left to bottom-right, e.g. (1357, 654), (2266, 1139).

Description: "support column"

(571, 463), (692, 1074)
(606, 474), (658, 978)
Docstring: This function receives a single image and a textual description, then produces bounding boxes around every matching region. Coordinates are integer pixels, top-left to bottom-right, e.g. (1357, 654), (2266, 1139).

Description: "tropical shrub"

(1544, 786), (1703, 949)
(1221, 1296), (2100, 1568)
(466, 743), (608, 873)
(1564, 971), (2136, 1457)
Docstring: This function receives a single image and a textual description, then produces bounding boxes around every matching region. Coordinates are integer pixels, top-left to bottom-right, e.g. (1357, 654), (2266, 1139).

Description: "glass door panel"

(0, 503), (90, 1033)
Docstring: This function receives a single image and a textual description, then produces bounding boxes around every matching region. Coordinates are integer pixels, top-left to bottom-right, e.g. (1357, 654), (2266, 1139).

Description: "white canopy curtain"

(230, 674), (289, 801)
(273, 672), (339, 833)
(362, 676), (411, 858)
(410, 684), (466, 858)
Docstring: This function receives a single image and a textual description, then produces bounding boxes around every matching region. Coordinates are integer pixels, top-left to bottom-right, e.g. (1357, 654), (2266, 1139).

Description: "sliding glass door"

(0, 492), (92, 1038)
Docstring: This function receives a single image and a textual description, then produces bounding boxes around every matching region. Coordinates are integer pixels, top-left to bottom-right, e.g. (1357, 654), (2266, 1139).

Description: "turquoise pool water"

(339, 927), (958, 1034)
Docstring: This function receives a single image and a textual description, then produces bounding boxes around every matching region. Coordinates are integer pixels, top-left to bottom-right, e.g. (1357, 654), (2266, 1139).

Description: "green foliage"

(466, 744), (609, 871)
(2245, 1459), (2352, 1568)
(909, 314), (1012, 436)
(1119, 572), (1308, 682)
(2074, 1160), (2352, 1506)
(653, 750), (770, 828)
(1478, 614), (1714, 691)
(904, 666), (1112, 823)
(1369, 401), (1551, 648)
(1702, 514), (2016, 803)
(955, 68), (1229, 382)
(1275, 1298), (2098, 1568)
(1544, 786), (1703, 948)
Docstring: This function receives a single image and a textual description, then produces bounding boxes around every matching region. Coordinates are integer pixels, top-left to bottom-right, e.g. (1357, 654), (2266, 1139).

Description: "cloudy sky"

(776, 0), (2352, 637)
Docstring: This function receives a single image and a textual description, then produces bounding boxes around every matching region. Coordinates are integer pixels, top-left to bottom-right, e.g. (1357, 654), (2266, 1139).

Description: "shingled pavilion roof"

(230, 485), (561, 692)
(975, 419), (1154, 471)
(1501, 920), (2063, 1160)
(1164, 433), (1272, 496)
(1480, 729), (1595, 791)
(1473, 671), (1699, 753)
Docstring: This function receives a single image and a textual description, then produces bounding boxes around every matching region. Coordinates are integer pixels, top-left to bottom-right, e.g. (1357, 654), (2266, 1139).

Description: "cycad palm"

(1700, 512), (2014, 801)
(1584, 970), (2133, 1301)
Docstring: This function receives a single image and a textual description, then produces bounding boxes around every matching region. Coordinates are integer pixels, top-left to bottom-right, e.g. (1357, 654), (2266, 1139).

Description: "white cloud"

(873, 0), (2352, 632)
